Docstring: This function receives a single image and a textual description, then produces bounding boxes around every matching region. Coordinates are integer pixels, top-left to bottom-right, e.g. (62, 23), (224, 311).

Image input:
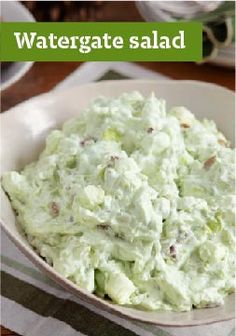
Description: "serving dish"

(1, 79), (235, 326)
(1, 1), (35, 91)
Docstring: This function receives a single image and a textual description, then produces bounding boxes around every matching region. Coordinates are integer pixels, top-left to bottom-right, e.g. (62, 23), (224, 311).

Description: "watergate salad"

(2, 92), (235, 312)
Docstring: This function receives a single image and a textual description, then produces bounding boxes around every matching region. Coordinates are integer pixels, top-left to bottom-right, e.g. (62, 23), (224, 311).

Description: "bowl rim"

(1, 79), (235, 326)
(1, 78), (234, 116)
(1, 220), (234, 327)
(1, 61), (34, 92)
(1, 1), (35, 91)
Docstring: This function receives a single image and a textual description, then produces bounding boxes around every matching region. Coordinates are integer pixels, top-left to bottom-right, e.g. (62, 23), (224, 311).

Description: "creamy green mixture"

(2, 92), (235, 312)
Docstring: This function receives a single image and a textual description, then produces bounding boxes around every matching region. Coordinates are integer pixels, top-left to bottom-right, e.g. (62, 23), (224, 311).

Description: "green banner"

(0, 22), (202, 62)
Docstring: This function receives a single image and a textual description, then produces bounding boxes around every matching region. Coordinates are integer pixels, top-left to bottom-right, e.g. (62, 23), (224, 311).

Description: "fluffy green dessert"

(2, 92), (235, 312)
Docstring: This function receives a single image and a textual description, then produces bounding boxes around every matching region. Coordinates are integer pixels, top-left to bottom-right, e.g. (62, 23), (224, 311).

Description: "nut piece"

(147, 127), (154, 133)
(107, 155), (119, 168)
(169, 245), (177, 258)
(170, 106), (195, 128)
(80, 136), (97, 146)
(204, 156), (216, 170)
(49, 201), (60, 216)
(97, 223), (110, 230)
(180, 123), (190, 129)
(218, 139), (227, 147)
(110, 155), (119, 161)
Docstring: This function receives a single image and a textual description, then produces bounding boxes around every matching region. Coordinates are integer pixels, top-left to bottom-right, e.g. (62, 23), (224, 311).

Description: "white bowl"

(1, 1), (35, 91)
(0, 80), (235, 326)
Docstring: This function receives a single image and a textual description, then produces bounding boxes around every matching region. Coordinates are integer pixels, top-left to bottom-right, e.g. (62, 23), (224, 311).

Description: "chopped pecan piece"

(49, 201), (60, 216)
(147, 127), (154, 133)
(114, 232), (125, 240)
(80, 136), (97, 146)
(169, 245), (177, 258)
(218, 139), (227, 147)
(204, 156), (216, 170)
(97, 223), (110, 230)
(110, 155), (119, 161)
(180, 123), (190, 128)
(107, 155), (119, 168)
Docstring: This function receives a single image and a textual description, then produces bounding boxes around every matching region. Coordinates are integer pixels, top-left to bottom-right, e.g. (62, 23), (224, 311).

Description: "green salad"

(2, 92), (235, 312)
